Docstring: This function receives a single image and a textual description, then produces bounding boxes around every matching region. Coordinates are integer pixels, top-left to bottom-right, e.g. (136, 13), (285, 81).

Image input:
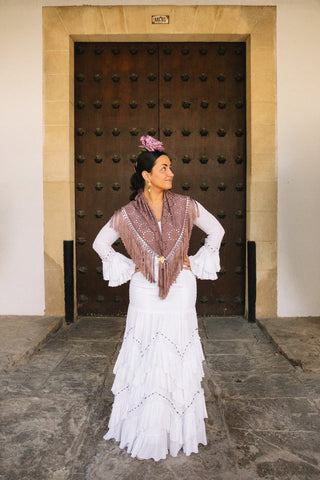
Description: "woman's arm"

(194, 202), (225, 250)
(93, 219), (120, 260)
(189, 202), (225, 279)
(92, 219), (135, 287)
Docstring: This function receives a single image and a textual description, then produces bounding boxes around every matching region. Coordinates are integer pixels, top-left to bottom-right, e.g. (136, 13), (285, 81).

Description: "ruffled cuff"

(189, 244), (221, 280)
(102, 251), (135, 287)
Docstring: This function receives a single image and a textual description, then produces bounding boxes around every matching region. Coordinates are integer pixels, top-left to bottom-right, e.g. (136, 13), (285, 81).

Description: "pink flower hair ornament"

(139, 135), (165, 152)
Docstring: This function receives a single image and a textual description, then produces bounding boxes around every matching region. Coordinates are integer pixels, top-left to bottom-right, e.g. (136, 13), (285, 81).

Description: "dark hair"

(129, 149), (167, 200)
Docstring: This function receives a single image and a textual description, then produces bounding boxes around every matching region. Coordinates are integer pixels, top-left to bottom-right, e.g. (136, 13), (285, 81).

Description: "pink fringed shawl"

(110, 191), (199, 299)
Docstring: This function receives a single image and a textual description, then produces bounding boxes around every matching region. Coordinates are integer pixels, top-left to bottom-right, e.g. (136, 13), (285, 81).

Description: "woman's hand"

(183, 255), (191, 270)
(136, 258), (190, 272)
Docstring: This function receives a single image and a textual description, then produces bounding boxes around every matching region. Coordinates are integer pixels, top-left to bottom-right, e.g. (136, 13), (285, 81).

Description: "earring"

(147, 182), (151, 192)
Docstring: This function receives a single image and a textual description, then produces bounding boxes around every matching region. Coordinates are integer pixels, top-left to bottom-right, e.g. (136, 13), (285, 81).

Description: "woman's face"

(145, 155), (174, 191)
(149, 155), (173, 190)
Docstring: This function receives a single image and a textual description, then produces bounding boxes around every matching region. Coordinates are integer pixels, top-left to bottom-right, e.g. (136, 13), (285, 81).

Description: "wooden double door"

(75, 42), (246, 316)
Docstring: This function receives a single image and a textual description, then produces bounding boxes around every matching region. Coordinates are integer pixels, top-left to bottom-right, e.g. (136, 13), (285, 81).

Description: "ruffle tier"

(102, 251), (135, 287)
(104, 305), (208, 461)
(189, 244), (221, 280)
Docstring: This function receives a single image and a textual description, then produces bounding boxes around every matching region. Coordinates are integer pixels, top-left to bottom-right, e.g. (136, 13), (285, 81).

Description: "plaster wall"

(277, 1), (320, 316)
(0, 0), (44, 314)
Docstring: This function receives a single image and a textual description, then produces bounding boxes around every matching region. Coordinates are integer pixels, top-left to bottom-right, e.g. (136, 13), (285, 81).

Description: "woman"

(92, 135), (225, 461)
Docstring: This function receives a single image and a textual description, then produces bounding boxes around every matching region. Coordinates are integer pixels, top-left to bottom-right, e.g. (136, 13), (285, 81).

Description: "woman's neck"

(143, 188), (164, 205)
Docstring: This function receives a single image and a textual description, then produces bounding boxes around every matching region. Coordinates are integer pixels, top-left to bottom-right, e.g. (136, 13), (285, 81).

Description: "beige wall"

(0, 0), (44, 314)
(43, 5), (277, 318)
(277, 1), (320, 316)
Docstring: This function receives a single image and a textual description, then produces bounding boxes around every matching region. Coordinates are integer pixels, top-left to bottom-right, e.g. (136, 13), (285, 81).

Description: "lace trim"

(126, 389), (202, 417)
(123, 326), (199, 359)
(203, 239), (219, 254)
(115, 385), (129, 395)
(122, 208), (157, 257)
(101, 247), (115, 262)
(166, 196), (190, 261)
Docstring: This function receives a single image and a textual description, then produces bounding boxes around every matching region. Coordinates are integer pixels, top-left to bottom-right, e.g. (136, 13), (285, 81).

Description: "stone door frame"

(43, 5), (277, 318)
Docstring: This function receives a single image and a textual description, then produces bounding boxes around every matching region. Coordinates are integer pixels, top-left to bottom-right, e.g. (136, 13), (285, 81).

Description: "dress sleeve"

(92, 219), (135, 287)
(189, 202), (225, 280)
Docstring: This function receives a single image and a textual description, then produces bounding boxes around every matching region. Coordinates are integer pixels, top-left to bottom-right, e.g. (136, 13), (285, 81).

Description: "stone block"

(247, 180), (277, 212)
(44, 51), (70, 75)
(100, 6), (127, 33)
(44, 74), (70, 102)
(43, 7), (69, 51)
(203, 317), (256, 340)
(212, 371), (307, 400)
(249, 211), (277, 242)
(44, 125), (69, 152)
(44, 101), (70, 126)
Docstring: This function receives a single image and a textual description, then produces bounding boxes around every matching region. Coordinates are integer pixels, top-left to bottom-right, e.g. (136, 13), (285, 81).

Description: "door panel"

(158, 43), (246, 315)
(75, 43), (159, 315)
(74, 42), (246, 316)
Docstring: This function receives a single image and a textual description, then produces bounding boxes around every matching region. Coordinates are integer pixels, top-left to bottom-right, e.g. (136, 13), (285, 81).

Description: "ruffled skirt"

(104, 269), (207, 461)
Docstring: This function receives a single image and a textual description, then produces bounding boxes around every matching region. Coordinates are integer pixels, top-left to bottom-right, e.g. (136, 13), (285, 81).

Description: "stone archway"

(43, 5), (277, 318)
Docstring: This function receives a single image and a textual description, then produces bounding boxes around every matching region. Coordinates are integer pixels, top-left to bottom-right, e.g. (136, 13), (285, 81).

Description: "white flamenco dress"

(93, 202), (224, 461)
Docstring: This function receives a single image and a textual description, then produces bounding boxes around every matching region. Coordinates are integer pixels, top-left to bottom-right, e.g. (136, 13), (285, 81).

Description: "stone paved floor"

(1, 316), (320, 480)
(0, 316), (63, 371)
(258, 317), (320, 372)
